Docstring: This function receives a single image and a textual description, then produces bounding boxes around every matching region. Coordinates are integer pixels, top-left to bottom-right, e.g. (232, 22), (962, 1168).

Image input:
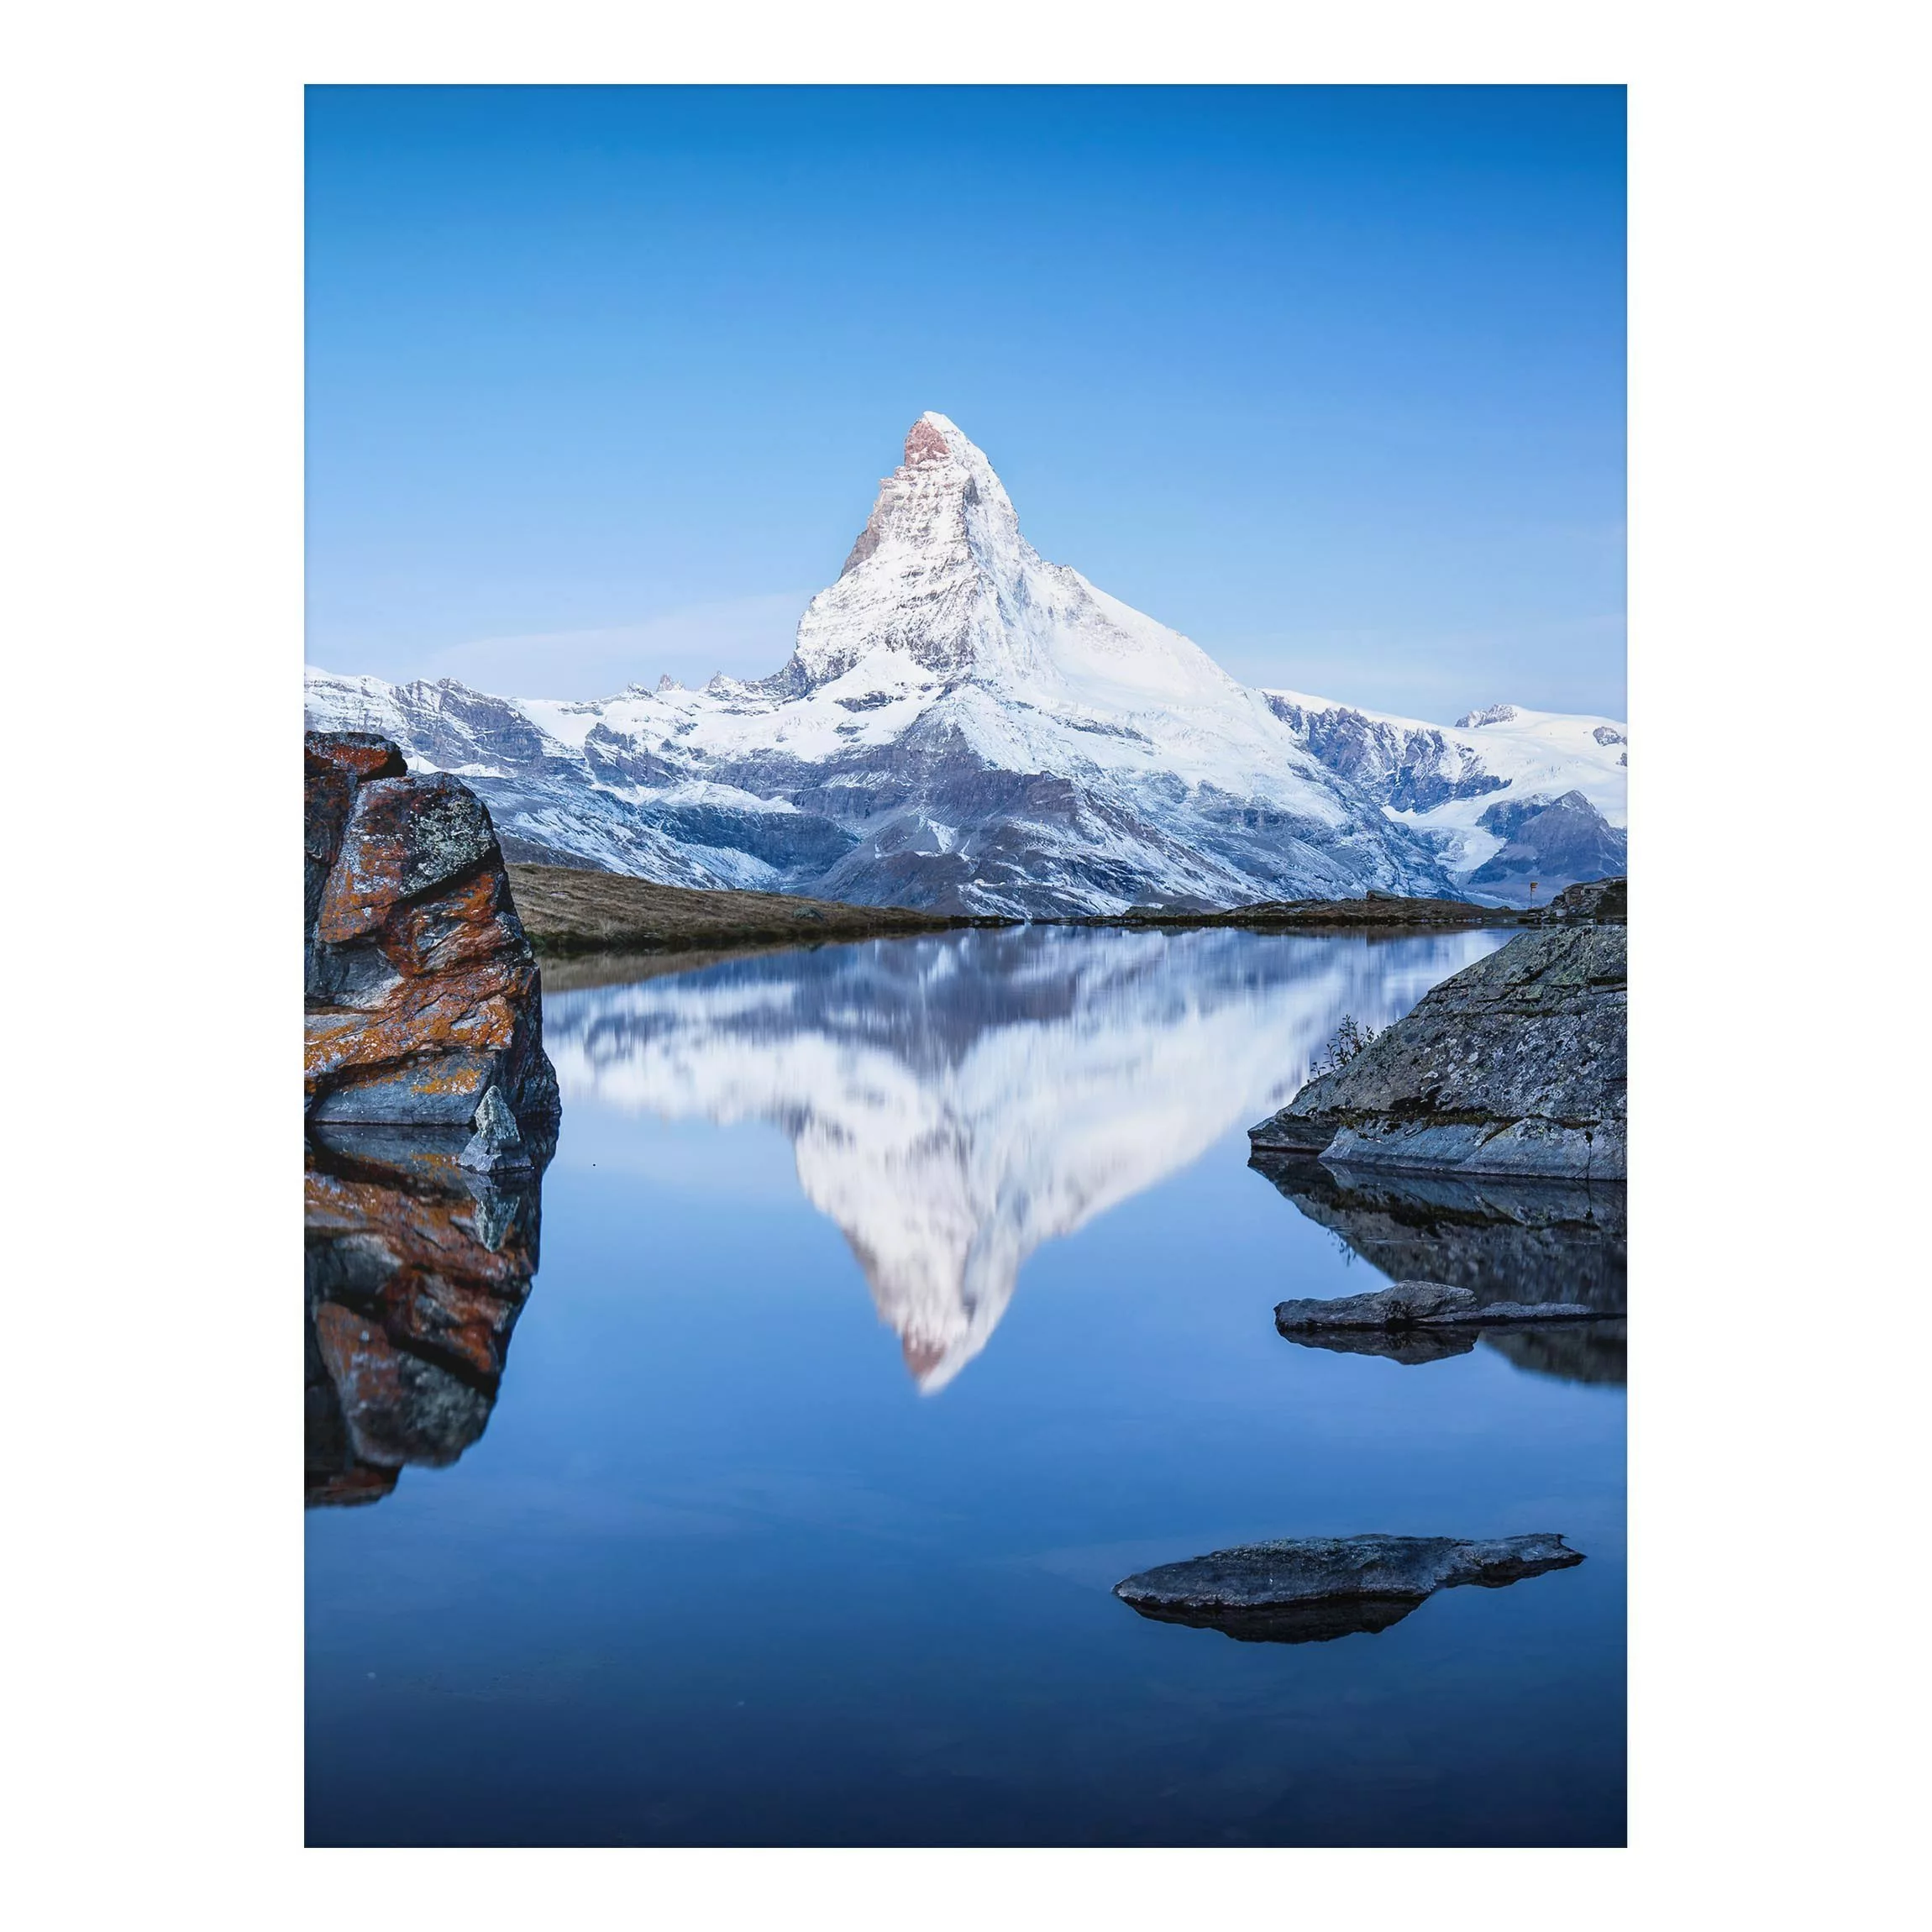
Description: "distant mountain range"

(306, 413), (1625, 913)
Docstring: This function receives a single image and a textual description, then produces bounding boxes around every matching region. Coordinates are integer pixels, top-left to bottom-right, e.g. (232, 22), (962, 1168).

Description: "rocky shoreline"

(505, 862), (1635, 958)
(496, 862), (1640, 961)
(1251, 924), (1627, 1182)
(1078, 890), (1530, 931)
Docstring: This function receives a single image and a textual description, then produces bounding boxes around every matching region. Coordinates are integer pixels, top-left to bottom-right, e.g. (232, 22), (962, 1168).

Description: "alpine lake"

(306, 923), (1625, 1847)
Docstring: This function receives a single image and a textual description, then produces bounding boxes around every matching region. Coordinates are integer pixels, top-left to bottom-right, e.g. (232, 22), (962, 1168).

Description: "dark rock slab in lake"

(1273, 1280), (1622, 1381)
(1249, 927), (1625, 1181)
(1273, 1278), (1599, 1332)
(1115, 1533), (1584, 1644)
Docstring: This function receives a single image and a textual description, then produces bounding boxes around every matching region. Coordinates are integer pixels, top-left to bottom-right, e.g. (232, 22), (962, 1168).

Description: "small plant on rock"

(1309, 1013), (1380, 1079)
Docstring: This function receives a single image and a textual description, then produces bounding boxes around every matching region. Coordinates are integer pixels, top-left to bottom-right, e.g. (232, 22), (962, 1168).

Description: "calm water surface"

(306, 927), (1625, 1846)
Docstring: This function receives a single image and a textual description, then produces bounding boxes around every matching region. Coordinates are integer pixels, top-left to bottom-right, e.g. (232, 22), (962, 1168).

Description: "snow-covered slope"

(307, 412), (1624, 913)
(1263, 694), (1627, 906)
(545, 926), (1509, 1389)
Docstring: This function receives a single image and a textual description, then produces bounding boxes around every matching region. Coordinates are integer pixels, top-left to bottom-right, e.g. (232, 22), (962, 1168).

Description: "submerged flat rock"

(1273, 1279), (1600, 1332)
(1249, 927), (1626, 1181)
(1115, 1533), (1583, 1644)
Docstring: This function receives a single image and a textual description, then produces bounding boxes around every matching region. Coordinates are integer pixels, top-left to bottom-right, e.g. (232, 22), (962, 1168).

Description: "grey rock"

(1274, 1278), (1478, 1328)
(1250, 927), (1626, 1181)
(1115, 1533), (1584, 1644)
(1526, 874), (1627, 926)
(1273, 1279), (1599, 1331)
(1467, 789), (1627, 899)
(308, 1051), (499, 1127)
(459, 1084), (531, 1173)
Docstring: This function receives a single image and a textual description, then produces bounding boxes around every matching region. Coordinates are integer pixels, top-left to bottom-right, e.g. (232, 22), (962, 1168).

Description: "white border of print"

(6, 3), (1921, 1928)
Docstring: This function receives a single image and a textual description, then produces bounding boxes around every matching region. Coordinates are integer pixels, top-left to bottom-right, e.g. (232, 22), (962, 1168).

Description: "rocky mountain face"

(309, 413), (1633, 916)
(1263, 696), (1627, 906)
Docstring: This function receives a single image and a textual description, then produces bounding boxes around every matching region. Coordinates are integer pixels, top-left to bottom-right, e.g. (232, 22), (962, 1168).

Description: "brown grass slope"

(506, 864), (1013, 958)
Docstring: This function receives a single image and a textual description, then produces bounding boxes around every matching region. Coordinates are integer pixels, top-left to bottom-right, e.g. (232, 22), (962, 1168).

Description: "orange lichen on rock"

(304, 732), (559, 1127)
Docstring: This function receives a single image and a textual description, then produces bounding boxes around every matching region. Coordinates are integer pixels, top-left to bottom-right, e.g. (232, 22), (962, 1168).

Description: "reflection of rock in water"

(1127, 1594), (1431, 1645)
(1252, 1155), (1625, 1308)
(544, 925), (1511, 1391)
(1281, 1317), (1626, 1385)
(1483, 1320), (1626, 1386)
(305, 1125), (550, 1507)
(1251, 1155), (1625, 1385)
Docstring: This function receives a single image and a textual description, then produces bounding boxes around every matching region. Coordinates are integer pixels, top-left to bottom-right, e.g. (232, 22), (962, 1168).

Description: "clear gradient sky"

(307, 85), (1625, 723)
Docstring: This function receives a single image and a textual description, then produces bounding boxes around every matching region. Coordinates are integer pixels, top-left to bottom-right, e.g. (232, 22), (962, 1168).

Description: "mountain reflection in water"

(543, 925), (1511, 1391)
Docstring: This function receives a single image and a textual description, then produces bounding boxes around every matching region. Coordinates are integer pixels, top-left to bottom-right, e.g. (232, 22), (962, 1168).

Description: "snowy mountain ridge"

(1262, 691), (1628, 902)
(307, 412), (1625, 912)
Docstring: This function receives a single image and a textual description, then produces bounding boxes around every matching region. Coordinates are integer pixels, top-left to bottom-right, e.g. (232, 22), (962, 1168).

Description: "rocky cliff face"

(1250, 927), (1627, 1180)
(305, 731), (559, 1127)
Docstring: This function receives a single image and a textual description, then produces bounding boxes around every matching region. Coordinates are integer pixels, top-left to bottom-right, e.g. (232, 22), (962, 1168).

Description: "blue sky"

(307, 86), (1625, 722)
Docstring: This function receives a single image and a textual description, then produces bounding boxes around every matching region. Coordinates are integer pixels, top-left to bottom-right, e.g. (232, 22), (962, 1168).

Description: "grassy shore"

(507, 864), (1538, 970)
(507, 864), (1012, 958)
(1086, 892), (1525, 931)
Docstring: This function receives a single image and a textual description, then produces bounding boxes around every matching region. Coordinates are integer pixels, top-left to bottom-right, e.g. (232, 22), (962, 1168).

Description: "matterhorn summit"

(307, 412), (1624, 912)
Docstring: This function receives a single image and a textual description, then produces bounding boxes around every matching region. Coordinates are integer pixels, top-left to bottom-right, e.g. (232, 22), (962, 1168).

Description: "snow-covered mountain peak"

(795, 410), (1254, 723)
(801, 411), (1031, 690)
(306, 412), (1623, 915)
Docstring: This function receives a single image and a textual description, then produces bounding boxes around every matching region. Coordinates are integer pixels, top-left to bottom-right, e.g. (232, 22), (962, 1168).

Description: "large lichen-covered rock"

(304, 732), (559, 1126)
(1250, 927), (1626, 1180)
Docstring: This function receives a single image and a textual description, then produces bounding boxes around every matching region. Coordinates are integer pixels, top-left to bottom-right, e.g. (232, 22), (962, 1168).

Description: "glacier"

(307, 412), (1625, 913)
